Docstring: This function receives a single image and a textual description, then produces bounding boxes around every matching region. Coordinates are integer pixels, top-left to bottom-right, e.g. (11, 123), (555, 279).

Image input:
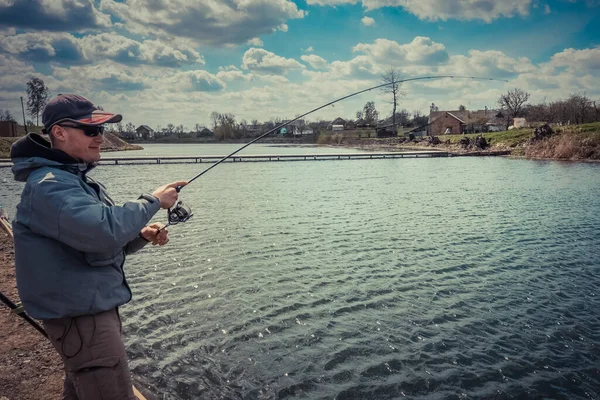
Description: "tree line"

(6, 77), (600, 139)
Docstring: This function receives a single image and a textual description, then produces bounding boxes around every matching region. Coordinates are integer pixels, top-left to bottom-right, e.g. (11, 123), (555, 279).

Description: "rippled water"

(1, 146), (599, 400)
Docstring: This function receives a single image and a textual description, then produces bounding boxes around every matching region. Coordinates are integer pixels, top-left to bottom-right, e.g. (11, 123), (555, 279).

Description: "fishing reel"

(167, 200), (193, 226)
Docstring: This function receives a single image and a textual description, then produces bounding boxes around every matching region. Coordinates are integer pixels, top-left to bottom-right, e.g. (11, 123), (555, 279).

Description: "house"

(375, 124), (397, 138)
(355, 118), (368, 128)
(406, 124), (429, 137)
(135, 125), (154, 139)
(197, 127), (213, 137)
(0, 121), (18, 137)
(428, 109), (505, 135)
(309, 121), (329, 135)
(280, 119), (310, 135)
(247, 124), (264, 135)
(428, 111), (466, 135)
(512, 118), (528, 129)
(328, 117), (346, 131)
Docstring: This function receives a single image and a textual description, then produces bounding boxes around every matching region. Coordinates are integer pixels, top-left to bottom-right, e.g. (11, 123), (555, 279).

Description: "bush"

(316, 133), (344, 145)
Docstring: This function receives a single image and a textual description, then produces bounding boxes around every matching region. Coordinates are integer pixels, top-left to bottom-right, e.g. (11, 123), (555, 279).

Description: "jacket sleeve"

(124, 234), (151, 255)
(26, 173), (161, 253)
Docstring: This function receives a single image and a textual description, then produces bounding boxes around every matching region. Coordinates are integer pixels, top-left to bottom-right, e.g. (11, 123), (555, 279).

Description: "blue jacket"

(10, 134), (161, 320)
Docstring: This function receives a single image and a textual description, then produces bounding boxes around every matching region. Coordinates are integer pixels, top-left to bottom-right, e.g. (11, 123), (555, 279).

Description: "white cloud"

(439, 49), (537, 77)
(353, 37), (449, 65)
(361, 16), (375, 26)
(305, 46), (315, 52)
(547, 47), (600, 75)
(51, 62), (150, 92)
(0, 54), (37, 92)
(307, 0), (360, 5)
(0, 27), (15, 35)
(307, 0), (533, 22)
(163, 70), (226, 92)
(301, 54), (328, 69)
(256, 75), (290, 84)
(305, 55), (383, 79)
(0, 0), (112, 32)
(242, 48), (305, 75)
(217, 66), (254, 82)
(0, 32), (204, 67)
(99, 0), (305, 46)
(248, 38), (264, 46)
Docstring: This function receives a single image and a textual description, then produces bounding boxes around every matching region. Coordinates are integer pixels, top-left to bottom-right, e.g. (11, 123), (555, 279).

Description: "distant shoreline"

(2, 123), (599, 162)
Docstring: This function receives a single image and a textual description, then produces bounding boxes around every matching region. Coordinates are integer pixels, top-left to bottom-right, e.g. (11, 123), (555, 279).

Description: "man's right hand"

(152, 181), (188, 209)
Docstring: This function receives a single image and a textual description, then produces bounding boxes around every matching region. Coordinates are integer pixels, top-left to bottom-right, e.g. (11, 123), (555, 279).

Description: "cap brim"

(74, 110), (122, 126)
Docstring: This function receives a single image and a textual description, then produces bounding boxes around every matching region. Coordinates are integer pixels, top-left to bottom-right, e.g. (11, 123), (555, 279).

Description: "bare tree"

(380, 68), (404, 131)
(362, 101), (378, 126)
(394, 109), (411, 126)
(165, 123), (175, 136)
(0, 108), (15, 121)
(210, 112), (238, 140)
(210, 112), (220, 130)
(549, 100), (568, 124)
(567, 93), (592, 124)
(498, 88), (530, 129)
(26, 77), (50, 125)
(412, 110), (428, 127)
(125, 122), (135, 135)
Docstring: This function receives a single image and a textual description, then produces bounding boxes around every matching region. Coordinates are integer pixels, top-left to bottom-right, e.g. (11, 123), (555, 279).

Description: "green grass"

(436, 123), (600, 147)
(436, 123), (600, 159)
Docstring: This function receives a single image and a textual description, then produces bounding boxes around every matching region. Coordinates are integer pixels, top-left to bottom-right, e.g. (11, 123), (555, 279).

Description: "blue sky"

(0, 0), (599, 129)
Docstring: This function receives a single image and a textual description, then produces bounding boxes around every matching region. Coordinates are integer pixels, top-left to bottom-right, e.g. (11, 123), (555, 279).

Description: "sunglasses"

(58, 124), (105, 137)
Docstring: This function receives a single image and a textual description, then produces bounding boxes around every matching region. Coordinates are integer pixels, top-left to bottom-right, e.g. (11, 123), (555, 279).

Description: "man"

(10, 93), (186, 399)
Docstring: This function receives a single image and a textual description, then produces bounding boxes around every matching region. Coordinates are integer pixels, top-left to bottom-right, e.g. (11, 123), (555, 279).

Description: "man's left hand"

(140, 223), (169, 246)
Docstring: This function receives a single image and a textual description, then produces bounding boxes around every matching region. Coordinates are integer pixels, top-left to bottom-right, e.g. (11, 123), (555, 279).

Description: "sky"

(0, 0), (599, 129)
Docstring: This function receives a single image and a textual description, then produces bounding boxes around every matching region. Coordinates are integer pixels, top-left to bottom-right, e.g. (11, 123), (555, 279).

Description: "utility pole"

(20, 96), (28, 134)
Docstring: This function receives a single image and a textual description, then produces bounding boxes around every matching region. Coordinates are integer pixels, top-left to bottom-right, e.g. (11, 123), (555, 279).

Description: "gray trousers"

(43, 308), (137, 400)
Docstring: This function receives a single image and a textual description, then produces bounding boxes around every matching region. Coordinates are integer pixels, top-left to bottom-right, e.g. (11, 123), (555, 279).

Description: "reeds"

(524, 132), (600, 160)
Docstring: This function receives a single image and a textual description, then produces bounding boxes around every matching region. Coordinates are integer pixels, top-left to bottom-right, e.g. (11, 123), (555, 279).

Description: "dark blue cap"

(42, 94), (122, 132)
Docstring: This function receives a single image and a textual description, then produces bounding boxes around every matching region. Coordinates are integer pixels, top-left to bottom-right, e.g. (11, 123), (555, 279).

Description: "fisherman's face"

(52, 124), (104, 163)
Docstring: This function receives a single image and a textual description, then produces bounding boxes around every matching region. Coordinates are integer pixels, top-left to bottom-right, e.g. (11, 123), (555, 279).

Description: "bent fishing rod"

(162, 75), (508, 228)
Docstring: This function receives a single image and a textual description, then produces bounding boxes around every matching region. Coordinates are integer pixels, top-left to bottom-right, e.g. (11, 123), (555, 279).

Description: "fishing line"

(163, 75), (508, 228)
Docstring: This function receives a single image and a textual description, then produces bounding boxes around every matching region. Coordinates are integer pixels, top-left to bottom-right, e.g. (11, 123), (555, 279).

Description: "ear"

(51, 125), (68, 143)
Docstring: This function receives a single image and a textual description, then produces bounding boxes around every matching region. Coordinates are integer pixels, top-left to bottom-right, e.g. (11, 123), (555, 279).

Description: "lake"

(1, 144), (599, 399)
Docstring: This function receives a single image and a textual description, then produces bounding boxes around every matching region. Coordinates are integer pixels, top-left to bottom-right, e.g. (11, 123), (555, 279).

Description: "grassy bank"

(0, 132), (142, 158)
(523, 123), (600, 160)
(333, 123), (600, 161)
(445, 123), (600, 160)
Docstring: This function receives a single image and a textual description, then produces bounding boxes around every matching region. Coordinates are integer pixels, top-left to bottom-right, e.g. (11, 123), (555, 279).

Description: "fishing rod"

(162, 75), (508, 228)
(0, 291), (48, 338)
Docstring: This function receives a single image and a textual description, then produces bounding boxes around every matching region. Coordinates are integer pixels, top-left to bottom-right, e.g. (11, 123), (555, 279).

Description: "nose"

(95, 134), (104, 144)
